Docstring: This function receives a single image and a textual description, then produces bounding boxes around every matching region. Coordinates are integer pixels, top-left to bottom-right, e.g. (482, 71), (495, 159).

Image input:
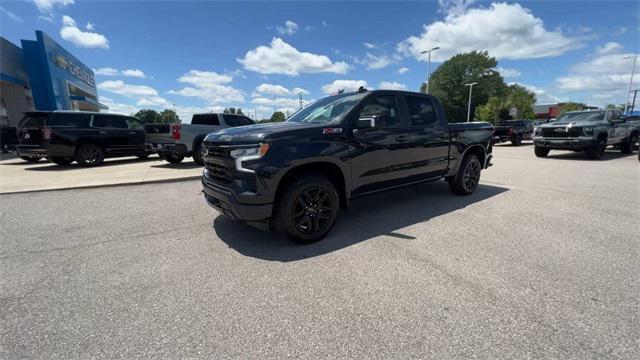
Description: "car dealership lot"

(1, 145), (638, 359)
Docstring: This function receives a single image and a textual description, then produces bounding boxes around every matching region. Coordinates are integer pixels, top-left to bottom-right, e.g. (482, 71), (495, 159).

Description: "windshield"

(555, 111), (605, 123)
(286, 93), (367, 124)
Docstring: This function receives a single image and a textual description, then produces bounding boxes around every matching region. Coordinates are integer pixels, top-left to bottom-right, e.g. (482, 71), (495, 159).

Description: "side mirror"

(357, 116), (377, 129)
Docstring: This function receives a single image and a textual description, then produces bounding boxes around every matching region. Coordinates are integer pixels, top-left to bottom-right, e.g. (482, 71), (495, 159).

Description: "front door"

(350, 94), (412, 194)
(91, 114), (131, 154)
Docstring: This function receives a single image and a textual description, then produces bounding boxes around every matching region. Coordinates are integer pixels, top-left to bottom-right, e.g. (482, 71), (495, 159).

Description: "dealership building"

(1, 31), (106, 146)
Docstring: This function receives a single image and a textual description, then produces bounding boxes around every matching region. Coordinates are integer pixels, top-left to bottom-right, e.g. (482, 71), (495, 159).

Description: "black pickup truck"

(200, 89), (494, 243)
(493, 120), (533, 146)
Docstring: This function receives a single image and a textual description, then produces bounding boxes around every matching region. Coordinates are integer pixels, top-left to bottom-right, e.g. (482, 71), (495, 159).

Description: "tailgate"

(144, 123), (174, 143)
(17, 113), (48, 146)
(493, 126), (511, 136)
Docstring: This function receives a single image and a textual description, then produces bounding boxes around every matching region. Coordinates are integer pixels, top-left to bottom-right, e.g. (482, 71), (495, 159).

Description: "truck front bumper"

(202, 172), (272, 230)
(534, 137), (597, 150)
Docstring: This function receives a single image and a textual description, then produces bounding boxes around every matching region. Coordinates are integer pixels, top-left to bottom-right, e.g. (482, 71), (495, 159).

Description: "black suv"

(16, 111), (147, 166)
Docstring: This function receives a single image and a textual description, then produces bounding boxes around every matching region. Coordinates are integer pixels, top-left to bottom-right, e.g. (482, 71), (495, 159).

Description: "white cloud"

(60, 15), (109, 49)
(360, 53), (391, 70)
(276, 20), (298, 35)
(253, 83), (310, 97)
(596, 42), (623, 55)
(99, 96), (138, 115)
(397, 67), (410, 75)
(169, 70), (244, 104)
(94, 67), (119, 76)
(238, 38), (350, 76)
(322, 80), (369, 94)
(1, 6), (23, 22)
(398, 2), (580, 61)
(33, 0), (74, 13)
(98, 80), (158, 98)
(85, 22), (94, 31)
(497, 67), (521, 78)
(136, 96), (170, 107)
(363, 42), (377, 49)
(516, 83), (565, 104)
(292, 87), (310, 95)
(122, 69), (146, 78)
(38, 15), (54, 23)
(438, 0), (477, 17)
(378, 81), (407, 90)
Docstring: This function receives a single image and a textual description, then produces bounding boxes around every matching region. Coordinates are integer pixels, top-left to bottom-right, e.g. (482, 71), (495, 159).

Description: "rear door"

(607, 111), (625, 144)
(91, 114), (130, 154)
(124, 116), (145, 149)
(350, 93), (412, 194)
(403, 94), (450, 178)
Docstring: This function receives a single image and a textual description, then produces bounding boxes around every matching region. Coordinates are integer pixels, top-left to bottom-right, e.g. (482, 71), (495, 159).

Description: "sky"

(1, 0), (639, 121)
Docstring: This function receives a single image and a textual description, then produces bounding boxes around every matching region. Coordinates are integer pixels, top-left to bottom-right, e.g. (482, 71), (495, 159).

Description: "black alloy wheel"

(449, 154), (482, 195)
(292, 187), (333, 236)
(75, 144), (105, 167)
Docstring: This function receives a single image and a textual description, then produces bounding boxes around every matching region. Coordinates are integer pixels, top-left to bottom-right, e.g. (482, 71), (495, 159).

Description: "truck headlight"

(534, 127), (542, 136)
(582, 127), (593, 136)
(230, 144), (269, 173)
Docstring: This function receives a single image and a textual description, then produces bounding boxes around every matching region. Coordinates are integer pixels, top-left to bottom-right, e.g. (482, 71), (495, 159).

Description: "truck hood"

(538, 121), (602, 128)
(203, 121), (310, 144)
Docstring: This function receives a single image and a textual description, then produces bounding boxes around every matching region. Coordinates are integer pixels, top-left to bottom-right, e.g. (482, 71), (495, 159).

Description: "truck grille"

(203, 144), (257, 192)
(541, 127), (582, 138)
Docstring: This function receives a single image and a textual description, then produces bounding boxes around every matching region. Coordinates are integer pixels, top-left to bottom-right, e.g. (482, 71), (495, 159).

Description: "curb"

(0, 175), (201, 195)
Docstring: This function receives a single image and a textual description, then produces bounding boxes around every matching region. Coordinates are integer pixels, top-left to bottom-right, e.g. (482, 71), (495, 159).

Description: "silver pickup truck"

(145, 113), (255, 164)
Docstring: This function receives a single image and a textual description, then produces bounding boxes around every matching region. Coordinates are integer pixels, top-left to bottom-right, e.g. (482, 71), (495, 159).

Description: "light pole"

(465, 82), (478, 122)
(420, 47), (440, 94)
(623, 55), (638, 115)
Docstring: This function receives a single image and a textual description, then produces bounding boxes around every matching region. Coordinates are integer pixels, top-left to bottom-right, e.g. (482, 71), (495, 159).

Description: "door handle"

(395, 135), (409, 142)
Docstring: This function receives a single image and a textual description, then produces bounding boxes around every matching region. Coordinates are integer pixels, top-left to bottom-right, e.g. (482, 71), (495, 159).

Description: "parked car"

(493, 120), (533, 146)
(533, 109), (640, 159)
(201, 89), (494, 243)
(145, 113), (255, 165)
(16, 111), (148, 166)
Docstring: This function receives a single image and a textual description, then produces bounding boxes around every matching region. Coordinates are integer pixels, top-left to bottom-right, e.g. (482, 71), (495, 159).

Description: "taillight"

(508, 128), (513, 135)
(172, 124), (181, 140)
(42, 127), (53, 140)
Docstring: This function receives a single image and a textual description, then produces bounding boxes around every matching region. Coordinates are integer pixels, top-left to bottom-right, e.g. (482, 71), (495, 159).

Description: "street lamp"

(465, 82), (478, 122)
(622, 54), (638, 115)
(420, 47), (440, 94)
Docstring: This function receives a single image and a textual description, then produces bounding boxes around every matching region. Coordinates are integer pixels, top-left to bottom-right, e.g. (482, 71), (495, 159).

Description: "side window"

(406, 96), (438, 127)
(92, 115), (127, 129)
(50, 113), (90, 127)
(92, 115), (108, 128)
(125, 117), (143, 130)
(192, 114), (219, 125)
(359, 95), (400, 128)
(236, 116), (254, 126)
(224, 115), (238, 127)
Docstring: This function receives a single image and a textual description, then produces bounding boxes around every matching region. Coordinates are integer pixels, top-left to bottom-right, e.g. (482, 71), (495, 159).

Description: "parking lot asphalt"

(0, 155), (202, 194)
(1, 144), (638, 359)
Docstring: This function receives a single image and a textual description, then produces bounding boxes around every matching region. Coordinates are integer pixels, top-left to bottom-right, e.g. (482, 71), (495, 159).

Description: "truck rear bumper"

(202, 174), (272, 230)
(16, 145), (48, 157)
(534, 137), (597, 150)
(146, 143), (188, 155)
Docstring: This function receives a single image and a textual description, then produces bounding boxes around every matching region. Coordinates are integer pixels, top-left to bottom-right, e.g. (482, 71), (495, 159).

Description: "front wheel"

(75, 144), (105, 167)
(192, 142), (204, 166)
(534, 146), (550, 157)
(585, 138), (606, 160)
(620, 134), (637, 154)
(511, 135), (522, 146)
(275, 175), (340, 244)
(448, 154), (482, 196)
(20, 155), (42, 163)
(164, 153), (184, 164)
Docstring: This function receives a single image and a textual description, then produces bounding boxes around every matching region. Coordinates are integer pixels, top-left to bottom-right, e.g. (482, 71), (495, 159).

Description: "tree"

(606, 104), (625, 111)
(474, 103), (494, 122)
(270, 111), (286, 122)
(159, 109), (180, 124)
(428, 51), (507, 122)
(223, 107), (237, 114)
(134, 109), (160, 123)
(506, 84), (536, 119)
(236, 108), (244, 115)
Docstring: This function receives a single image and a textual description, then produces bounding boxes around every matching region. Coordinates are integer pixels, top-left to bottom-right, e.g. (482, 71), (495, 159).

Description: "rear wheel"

(275, 174), (340, 244)
(586, 138), (606, 160)
(164, 153), (184, 164)
(75, 144), (105, 167)
(534, 146), (550, 157)
(19, 155), (42, 163)
(621, 134), (637, 154)
(448, 154), (482, 196)
(511, 134), (522, 146)
(49, 156), (72, 166)
(193, 142), (204, 166)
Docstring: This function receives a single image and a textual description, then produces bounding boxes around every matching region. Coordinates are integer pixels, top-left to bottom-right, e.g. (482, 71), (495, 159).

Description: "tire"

(586, 138), (606, 160)
(19, 155), (42, 163)
(534, 146), (550, 157)
(511, 134), (522, 146)
(193, 142), (204, 166)
(448, 154), (482, 196)
(49, 156), (73, 166)
(75, 144), (105, 167)
(164, 153), (185, 164)
(275, 174), (340, 244)
(137, 153), (150, 159)
(621, 134), (637, 154)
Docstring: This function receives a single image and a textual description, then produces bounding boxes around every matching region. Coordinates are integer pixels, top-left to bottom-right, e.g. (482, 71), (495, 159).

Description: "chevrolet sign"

(53, 54), (95, 87)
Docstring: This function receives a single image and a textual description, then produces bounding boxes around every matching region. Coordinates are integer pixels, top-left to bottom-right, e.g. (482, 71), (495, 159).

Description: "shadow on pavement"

(152, 162), (201, 169)
(22, 156), (161, 171)
(213, 180), (508, 262)
(542, 149), (637, 162)
(494, 142), (533, 147)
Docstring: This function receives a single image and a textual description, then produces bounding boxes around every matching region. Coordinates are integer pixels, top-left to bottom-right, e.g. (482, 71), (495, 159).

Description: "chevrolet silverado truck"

(493, 120), (533, 146)
(145, 113), (254, 164)
(533, 109), (639, 159)
(201, 89), (494, 243)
